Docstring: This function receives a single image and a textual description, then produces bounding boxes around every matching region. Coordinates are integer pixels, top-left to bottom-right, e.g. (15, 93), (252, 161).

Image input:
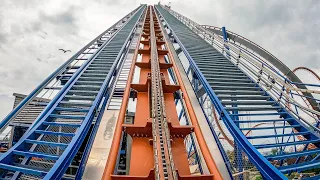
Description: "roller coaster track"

(0, 3), (320, 180)
(291, 66), (320, 118)
(292, 67), (320, 81)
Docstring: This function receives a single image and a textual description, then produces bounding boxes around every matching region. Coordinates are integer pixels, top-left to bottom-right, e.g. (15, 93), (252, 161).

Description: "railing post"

(257, 64), (264, 84)
(277, 79), (287, 104)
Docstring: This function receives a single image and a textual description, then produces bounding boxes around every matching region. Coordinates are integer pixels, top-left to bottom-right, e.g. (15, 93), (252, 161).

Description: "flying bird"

(59, 49), (71, 53)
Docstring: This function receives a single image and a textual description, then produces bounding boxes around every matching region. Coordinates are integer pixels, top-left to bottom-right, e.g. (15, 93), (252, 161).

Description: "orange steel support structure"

(103, 5), (221, 180)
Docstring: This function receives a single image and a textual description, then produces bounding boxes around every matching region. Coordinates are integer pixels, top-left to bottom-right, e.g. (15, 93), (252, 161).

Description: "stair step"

(25, 139), (68, 148)
(195, 58), (229, 62)
(217, 95), (270, 100)
(234, 118), (295, 123)
(247, 132), (310, 139)
(214, 90), (264, 95)
(90, 61), (114, 65)
(199, 67), (240, 72)
(196, 63), (235, 68)
(203, 71), (244, 76)
(213, 86), (260, 91)
(240, 125), (300, 131)
(59, 101), (92, 107)
(211, 81), (256, 87)
(265, 146), (320, 161)
(55, 107), (90, 113)
(67, 65), (81, 69)
(49, 114), (86, 119)
(254, 139), (320, 149)
(43, 122), (81, 127)
(278, 158), (320, 173)
(78, 77), (106, 81)
(72, 85), (101, 90)
(89, 63), (113, 67)
(97, 52), (119, 55)
(95, 56), (117, 59)
(229, 112), (288, 117)
(86, 67), (110, 71)
(84, 69), (108, 73)
(13, 150), (59, 161)
(226, 106), (281, 111)
(207, 78), (252, 83)
(82, 73), (108, 77)
(222, 100), (275, 106)
(0, 163), (46, 176)
(68, 90), (99, 96)
(75, 81), (103, 86)
(64, 95), (96, 101)
(192, 54), (225, 58)
(35, 130), (75, 137)
(200, 67), (241, 73)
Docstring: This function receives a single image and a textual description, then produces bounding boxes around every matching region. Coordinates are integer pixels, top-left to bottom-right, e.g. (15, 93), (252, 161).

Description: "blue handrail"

(210, 26), (320, 89)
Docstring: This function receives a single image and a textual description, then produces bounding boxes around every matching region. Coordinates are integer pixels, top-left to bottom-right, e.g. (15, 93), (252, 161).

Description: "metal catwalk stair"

(0, 5), (143, 155)
(0, 6), (145, 180)
(156, 5), (320, 179)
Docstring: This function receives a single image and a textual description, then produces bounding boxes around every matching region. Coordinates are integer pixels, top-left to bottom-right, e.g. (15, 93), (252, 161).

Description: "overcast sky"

(0, 0), (319, 119)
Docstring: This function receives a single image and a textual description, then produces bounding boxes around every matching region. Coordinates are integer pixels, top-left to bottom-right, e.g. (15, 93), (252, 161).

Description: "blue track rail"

(156, 5), (320, 179)
(0, 5), (146, 180)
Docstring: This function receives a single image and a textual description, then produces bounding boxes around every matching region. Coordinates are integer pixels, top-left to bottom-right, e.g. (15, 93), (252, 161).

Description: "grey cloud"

(0, 32), (7, 46)
(0, 72), (8, 78)
(40, 10), (76, 25)
(0, 95), (14, 121)
(30, 22), (42, 32)
(9, 0), (41, 8)
(38, 6), (79, 36)
(225, 1), (294, 29)
(304, 54), (320, 69)
(253, 3), (293, 27)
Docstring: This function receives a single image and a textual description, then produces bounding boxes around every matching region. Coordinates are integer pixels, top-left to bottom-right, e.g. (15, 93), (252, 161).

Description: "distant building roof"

(11, 93), (50, 126)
